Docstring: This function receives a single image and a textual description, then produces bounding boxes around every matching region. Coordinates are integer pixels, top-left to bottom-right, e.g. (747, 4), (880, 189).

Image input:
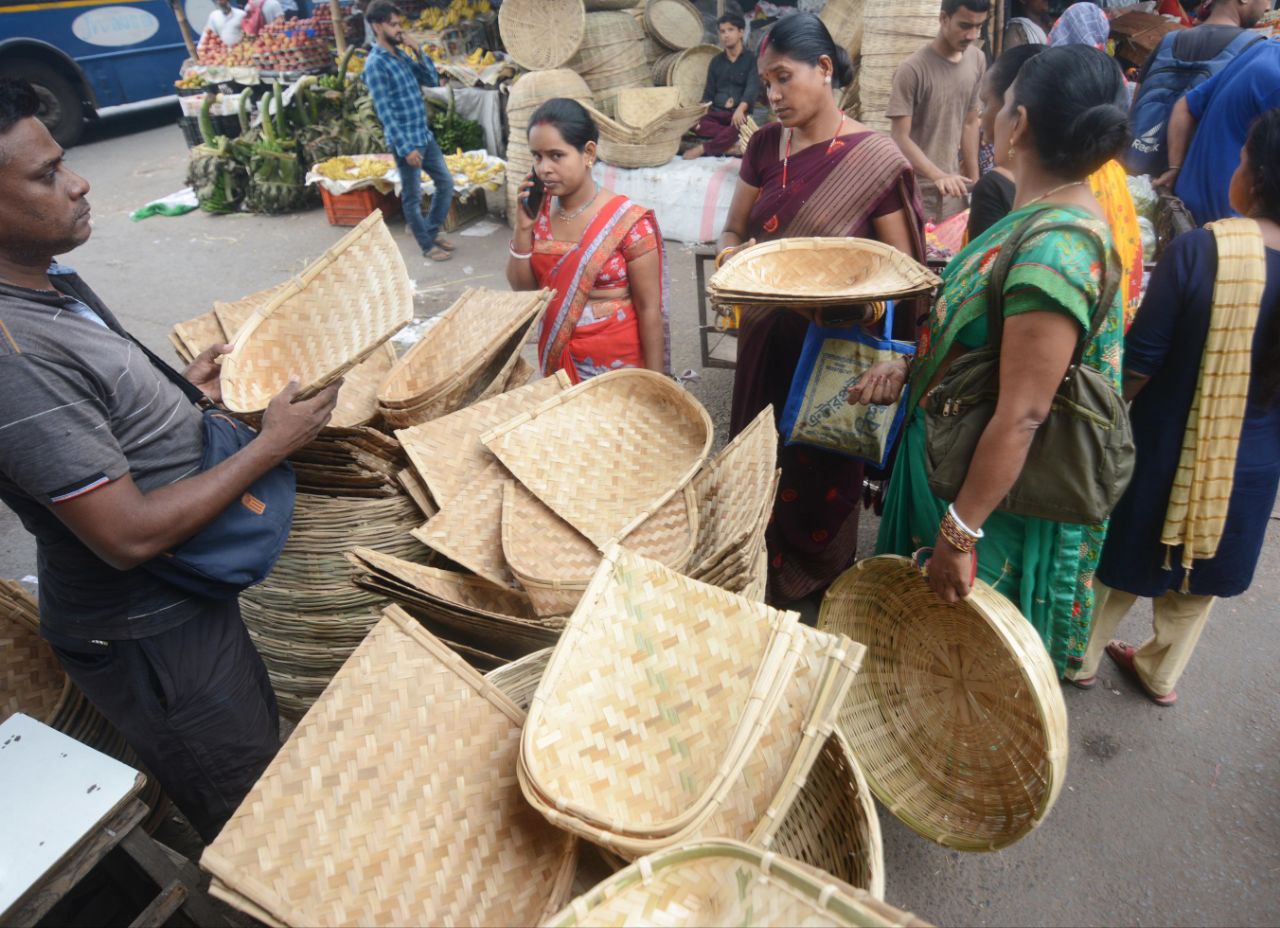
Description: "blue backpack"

(1127, 29), (1262, 176)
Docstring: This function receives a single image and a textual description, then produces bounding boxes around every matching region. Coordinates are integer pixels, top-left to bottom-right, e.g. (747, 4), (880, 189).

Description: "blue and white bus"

(0, 0), (217, 145)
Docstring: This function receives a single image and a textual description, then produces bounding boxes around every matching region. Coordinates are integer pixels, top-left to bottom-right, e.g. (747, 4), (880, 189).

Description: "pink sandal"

(1106, 640), (1177, 706)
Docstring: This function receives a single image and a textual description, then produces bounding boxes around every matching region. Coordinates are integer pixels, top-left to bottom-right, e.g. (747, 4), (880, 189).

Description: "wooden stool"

(0, 713), (226, 927)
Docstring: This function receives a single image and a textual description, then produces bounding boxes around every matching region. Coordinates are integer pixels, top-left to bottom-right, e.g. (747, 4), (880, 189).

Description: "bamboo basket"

(396, 373), (571, 508)
(543, 840), (926, 928)
(859, 0), (938, 132)
(202, 608), (579, 928)
(643, 0), (704, 50)
(396, 466), (436, 518)
(481, 368), (713, 550)
(652, 44), (719, 106)
(708, 237), (941, 307)
(590, 100), (708, 167)
(818, 555), (1069, 851)
(414, 466), (520, 588)
(821, 0), (868, 64)
(220, 212), (413, 412)
(329, 342), (397, 428)
(519, 546), (803, 846)
(499, 0), (585, 71)
(567, 11), (654, 104)
(501, 480), (699, 617)
(171, 310), (226, 364)
(615, 86), (681, 127)
(213, 280), (291, 342)
(485, 648), (883, 896)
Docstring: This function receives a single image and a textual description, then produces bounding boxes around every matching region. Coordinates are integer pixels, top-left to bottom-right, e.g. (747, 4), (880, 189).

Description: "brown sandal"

(1106, 640), (1177, 706)
(426, 246), (452, 262)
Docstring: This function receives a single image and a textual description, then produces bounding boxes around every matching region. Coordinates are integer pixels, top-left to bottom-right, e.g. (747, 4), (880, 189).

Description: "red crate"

(320, 186), (402, 226)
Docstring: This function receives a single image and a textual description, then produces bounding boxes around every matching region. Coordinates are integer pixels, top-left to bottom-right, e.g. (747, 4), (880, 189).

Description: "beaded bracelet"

(939, 506), (982, 554)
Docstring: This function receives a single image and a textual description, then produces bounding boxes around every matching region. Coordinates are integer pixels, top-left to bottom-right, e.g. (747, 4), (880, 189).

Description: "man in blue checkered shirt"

(363, 0), (455, 262)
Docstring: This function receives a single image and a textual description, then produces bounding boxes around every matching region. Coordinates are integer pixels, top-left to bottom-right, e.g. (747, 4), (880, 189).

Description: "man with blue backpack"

(1126, 0), (1269, 178)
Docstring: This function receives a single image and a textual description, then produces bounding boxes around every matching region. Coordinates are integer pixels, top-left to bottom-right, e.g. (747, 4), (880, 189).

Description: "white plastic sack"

(592, 157), (741, 244)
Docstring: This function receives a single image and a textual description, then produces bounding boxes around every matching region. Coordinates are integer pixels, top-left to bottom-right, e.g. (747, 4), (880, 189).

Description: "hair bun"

(1056, 103), (1129, 176)
(832, 46), (855, 87)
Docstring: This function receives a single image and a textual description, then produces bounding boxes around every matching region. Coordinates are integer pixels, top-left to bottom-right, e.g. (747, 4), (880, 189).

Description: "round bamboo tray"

(818, 555), (1069, 851)
(858, 0), (938, 132)
(643, 0), (704, 50)
(543, 840), (924, 928)
(488, 646), (883, 896)
(499, 0), (586, 71)
(220, 212), (413, 413)
(614, 85), (681, 128)
(652, 44), (719, 106)
(519, 546), (804, 843)
(481, 368), (713, 549)
(708, 236), (941, 306)
(567, 11), (653, 103)
(202, 607), (580, 928)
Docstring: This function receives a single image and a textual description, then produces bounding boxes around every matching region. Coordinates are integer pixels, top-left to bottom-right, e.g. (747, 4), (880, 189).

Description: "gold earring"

(1007, 145), (1015, 160)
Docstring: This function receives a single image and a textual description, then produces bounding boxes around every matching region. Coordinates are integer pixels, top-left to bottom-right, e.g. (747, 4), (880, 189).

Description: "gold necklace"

(1020, 180), (1086, 209)
(556, 181), (600, 221)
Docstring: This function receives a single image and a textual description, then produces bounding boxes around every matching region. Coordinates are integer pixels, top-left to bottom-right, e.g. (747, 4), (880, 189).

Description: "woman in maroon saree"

(717, 13), (926, 604)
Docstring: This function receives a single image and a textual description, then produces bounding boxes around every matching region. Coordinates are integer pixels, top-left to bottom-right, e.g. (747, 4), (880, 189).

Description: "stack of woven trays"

(543, 840), (921, 927)
(219, 211), (414, 416)
(651, 43), (720, 106)
(376, 287), (549, 429)
(858, 0), (940, 132)
(401, 368), (716, 619)
(707, 237), (942, 309)
(517, 546), (866, 861)
(346, 546), (562, 670)
(203, 605), (580, 927)
(566, 10), (653, 106)
(487, 648), (885, 898)
(0, 580), (168, 830)
(240, 489), (426, 719)
(589, 95), (708, 168)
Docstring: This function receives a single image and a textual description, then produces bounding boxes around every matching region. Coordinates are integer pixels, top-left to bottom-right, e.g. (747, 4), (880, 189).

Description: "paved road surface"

(2, 108), (1276, 926)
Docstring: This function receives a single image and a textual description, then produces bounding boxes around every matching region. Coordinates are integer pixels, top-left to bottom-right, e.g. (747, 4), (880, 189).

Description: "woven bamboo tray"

(818, 555), (1069, 852)
(330, 341), (397, 428)
(615, 86), (680, 127)
(520, 546), (802, 845)
(708, 237), (941, 307)
(201, 607), (579, 927)
(544, 840), (925, 928)
(397, 372), (571, 508)
(499, 0), (585, 71)
(220, 212), (413, 412)
(396, 466), (437, 518)
(482, 368), (713, 549)
(413, 468), (519, 588)
(643, 0), (703, 50)
(379, 289), (549, 408)
(213, 280), (292, 342)
(568, 11), (653, 103)
(171, 310), (226, 364)
(501, 480), (699, 617)
(652, 44), (719, 106)
(589, 99), (709, 168)
(485, 647), (883, 896)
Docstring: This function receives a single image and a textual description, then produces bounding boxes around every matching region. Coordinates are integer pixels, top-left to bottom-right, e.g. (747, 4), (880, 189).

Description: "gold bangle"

(939, 510), (978, 554)
(715, 247), (735, 269)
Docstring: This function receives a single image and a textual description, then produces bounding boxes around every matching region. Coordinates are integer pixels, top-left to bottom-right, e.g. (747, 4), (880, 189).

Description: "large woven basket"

(486, 648), (884, 897)
(501, 480), (699, 617)
(520, 546), (803, 848)
(567, 11), (653, 103)
(220, 212), (413, 412)
(378, 288), (550, 411)
(652, 44), (718, 106)
(543, 840), (926, 928)
(643, 0), (704, 50)
(203, 608), (579, 927)
(499, 0), (585, 71)
(590, 101), (708, 168)
(482, 369), (713, 549)
(818, 555), (1069, 851)
(213, 281), (291, 342)
(709, 237), (941, 307)
(859, 0), (937, 131)
(821, 0), (868, 62)
(615, 85), (681, 128)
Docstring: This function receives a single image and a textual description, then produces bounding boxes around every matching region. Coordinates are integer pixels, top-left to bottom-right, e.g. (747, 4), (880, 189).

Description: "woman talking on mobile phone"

(506, 98), (669, 383)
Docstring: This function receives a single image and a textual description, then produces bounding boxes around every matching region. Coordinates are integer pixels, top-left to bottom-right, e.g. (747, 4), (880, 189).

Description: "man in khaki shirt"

(887, 0), (989, 223)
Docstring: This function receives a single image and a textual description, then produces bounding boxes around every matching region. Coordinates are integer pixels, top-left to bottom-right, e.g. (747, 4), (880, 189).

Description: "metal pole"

(331, 0), (348, 55)
(170, 0), (200, 60)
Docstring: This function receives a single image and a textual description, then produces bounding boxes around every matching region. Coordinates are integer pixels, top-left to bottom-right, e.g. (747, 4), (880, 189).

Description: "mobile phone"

(522, 172), (545, 219)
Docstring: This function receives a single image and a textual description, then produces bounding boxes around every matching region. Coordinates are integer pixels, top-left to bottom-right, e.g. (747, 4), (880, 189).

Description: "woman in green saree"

(874, 45), (1131, 676)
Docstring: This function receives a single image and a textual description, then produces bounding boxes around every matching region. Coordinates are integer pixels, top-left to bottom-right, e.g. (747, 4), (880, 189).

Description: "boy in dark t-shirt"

(684, 12), (760, 159)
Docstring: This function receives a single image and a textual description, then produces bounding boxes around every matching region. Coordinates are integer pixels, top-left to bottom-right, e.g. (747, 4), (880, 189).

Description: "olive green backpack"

(923, 209), (1135, 524)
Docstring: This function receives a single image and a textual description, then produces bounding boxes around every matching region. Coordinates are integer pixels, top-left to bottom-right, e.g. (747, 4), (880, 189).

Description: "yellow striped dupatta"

(1161, 218), (1268, 588)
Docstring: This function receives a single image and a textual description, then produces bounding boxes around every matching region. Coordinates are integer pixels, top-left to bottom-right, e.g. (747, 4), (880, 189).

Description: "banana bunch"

(314, 155), (393, 181)
(464, 47), (496, 68)
(412, 0), (491, 30)
(444, 149), (503, 189)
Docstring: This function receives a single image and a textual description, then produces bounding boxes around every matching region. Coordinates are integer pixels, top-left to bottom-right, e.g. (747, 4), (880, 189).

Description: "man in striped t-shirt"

(0, 78), (339, 841)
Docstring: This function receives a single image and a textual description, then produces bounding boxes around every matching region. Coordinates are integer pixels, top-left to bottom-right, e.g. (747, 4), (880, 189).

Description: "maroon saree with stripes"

(729, 124), (925, 604)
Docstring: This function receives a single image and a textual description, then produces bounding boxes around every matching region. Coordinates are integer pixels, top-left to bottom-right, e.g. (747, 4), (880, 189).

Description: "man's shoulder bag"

(922, 209), (1135, 525)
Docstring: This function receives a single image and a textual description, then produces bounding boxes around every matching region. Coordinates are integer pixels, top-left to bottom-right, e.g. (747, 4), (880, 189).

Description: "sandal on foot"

(1067, 674), (1096, 690)
(434, 236), (456, 252)
(1106, 640), (1177, 706)
(426, 246), (452, 262)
